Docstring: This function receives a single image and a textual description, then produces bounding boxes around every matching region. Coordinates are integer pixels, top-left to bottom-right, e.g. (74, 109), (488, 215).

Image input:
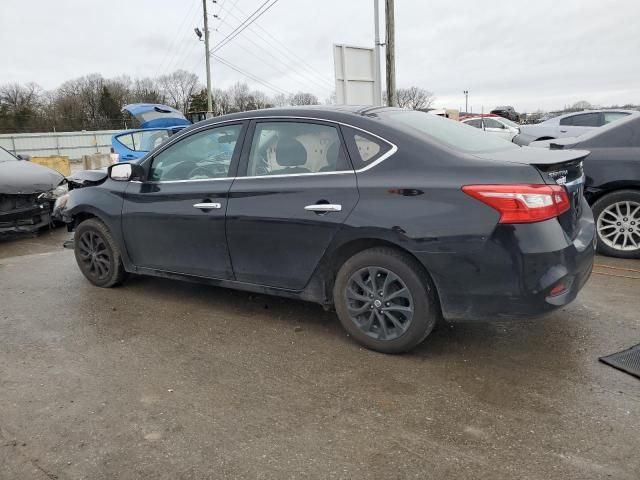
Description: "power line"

(210, 0), (279, 54)
(156, 0), (200, 76)
(212, 54), (292, 96)
(217, 1), (335, 89)
(210, 5), (334, 93)
(209, 16), (333, 95)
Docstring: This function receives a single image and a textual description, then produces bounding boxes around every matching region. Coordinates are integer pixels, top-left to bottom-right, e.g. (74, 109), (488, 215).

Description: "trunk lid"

(122, 103), (191, 129)
(474, 146), (590, 239)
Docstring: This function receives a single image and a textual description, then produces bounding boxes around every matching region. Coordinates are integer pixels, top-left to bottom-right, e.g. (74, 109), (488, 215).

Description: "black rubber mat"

(600, 344), (640, 379)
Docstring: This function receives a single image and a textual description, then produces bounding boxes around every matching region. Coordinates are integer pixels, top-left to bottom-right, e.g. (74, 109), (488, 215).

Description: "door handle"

(193, 202), (222, 210)
(304, 204), (342, 213)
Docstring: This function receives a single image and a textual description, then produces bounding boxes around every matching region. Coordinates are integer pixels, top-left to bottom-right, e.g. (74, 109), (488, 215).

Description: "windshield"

(0, 147), (18, 162)
(382, 110), (519, 153)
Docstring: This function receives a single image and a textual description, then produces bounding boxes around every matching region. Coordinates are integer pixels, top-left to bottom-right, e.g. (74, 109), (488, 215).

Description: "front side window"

(246, 122), (349, 176)
(483, 118), (504, 129)
(0, 146), (17, 162)
(150, 124), (242, 181)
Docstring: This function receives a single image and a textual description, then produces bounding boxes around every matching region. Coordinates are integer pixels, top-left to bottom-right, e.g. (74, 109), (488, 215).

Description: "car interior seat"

(270, 137), (310, 175)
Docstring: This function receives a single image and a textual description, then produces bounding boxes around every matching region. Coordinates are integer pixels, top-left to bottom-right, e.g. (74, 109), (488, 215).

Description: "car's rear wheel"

(74, 218), (127, 287)
(333, 247), (439, 353)
(592, 190), (640, 259)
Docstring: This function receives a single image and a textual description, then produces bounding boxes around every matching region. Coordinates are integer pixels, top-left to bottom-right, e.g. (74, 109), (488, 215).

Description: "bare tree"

(131, 77), (164, 104)
(570, 100), (593, 111)
(0, 82), (42, 111)
(396, 86), (435, 110)
(271, 93), (290, 107)
(290, 92), (319, 106)
(248, 90), (272, 110)
(228, 82), (252, 112)
(157, 70), (201, 114)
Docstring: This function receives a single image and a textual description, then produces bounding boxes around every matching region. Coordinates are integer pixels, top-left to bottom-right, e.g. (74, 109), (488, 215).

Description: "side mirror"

(108, 162), (144, 182)
(17, 154), (31, 161)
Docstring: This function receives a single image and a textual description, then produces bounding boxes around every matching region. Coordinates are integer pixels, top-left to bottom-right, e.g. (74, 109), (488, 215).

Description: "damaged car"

(0, 146), (68, 234)
(55, 106), (595, 354)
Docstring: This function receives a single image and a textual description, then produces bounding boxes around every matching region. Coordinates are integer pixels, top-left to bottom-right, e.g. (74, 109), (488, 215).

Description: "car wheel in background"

(333, 247), (440, 354)
(74, 218), (127, 287)
(592, 190), (640, 259)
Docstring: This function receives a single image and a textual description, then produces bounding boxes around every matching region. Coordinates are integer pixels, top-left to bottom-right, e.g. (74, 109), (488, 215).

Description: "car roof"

(190, 105), (398, 129)
(555, 109), (638, 119)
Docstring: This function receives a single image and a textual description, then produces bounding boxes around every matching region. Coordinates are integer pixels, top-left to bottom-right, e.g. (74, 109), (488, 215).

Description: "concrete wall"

(0, 130), (121, 160)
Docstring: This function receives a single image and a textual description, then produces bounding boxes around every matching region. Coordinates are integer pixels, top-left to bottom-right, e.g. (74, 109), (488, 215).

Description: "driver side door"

(121, 122), (247, 279)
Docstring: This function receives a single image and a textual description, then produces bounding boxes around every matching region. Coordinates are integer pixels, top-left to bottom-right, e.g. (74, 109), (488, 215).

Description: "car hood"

(473, 145), (590, 166)
(67, 168), (109, 187)
(0, 160), (64, 194)
(122, 103), (191, 129)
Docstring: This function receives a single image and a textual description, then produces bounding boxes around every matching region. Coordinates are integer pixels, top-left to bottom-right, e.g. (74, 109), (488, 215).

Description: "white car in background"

(513, 109), (633, 145)
(461, 115), (520, 141)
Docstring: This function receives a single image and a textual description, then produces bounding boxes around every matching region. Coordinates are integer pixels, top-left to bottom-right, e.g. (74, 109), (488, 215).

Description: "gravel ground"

(1, 228), (639, 479)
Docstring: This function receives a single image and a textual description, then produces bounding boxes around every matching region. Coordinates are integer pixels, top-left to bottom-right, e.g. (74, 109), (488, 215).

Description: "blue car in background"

(111, 104), (192, 161)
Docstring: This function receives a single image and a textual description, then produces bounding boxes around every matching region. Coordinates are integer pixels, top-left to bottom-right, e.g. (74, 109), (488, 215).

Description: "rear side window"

(245, 122), (350, 176)
(342, 127), (392, 169)
(464, 119), (482, 128)
(603, 112), (630, 124)
(560, 113), (601, 127)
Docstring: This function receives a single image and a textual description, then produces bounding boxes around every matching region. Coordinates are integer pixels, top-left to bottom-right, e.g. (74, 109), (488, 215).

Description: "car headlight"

(40, 182), (69, 200)
(53, 192), (70, 213)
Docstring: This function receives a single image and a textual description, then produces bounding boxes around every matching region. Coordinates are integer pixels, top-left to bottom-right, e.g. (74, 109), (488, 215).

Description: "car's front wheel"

(592, 190), (640, 259)
(74, 218), (127, 287)
(333, 247), (440, 354)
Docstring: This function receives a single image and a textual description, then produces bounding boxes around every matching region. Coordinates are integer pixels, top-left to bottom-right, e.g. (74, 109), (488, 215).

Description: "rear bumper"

(417, 200), (595, 321)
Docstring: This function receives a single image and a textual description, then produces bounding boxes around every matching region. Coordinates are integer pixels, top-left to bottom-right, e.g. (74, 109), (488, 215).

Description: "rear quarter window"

(342, 127), (393, 169)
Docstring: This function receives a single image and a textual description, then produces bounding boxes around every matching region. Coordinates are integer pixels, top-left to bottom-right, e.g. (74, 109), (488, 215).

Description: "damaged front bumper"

(0, 194), (53, 234)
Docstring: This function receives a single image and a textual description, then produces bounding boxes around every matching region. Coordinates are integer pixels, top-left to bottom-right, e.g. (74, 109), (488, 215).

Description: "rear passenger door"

(225, 119), (358, 290)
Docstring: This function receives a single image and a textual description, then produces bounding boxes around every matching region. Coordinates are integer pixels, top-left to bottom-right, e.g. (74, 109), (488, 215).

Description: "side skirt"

(132, 266), (329, 306)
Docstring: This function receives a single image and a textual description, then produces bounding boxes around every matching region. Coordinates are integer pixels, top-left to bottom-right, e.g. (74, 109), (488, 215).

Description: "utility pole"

(463, 90), (469, 114)
(202, 0), (213, 116)
(385, 0), (397, 107)
(373, 0), (383, 106)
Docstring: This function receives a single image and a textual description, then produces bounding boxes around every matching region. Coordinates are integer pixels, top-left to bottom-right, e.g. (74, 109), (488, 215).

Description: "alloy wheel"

(345, 266), (414, 341)
(597, 201), (640, 251)
(77, 230), (111, 280)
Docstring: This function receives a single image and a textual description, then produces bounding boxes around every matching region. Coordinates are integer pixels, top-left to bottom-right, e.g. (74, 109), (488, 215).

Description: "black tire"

(74, 218), (127, 287)
(333, 247), (440, 354)
(592, 190), (640, 259)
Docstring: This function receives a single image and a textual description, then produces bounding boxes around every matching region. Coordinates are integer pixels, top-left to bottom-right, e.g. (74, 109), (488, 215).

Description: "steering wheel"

(187, 152), (232, 179)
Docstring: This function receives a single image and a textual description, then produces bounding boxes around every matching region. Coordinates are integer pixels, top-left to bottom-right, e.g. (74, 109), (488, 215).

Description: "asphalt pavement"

(1, 228), (639, 479)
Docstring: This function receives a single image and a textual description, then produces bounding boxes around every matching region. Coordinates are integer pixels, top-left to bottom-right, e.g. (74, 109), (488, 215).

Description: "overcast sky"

(2, 0), (640, 112)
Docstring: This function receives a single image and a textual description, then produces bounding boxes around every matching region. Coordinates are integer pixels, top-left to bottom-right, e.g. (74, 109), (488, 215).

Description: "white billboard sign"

(333, 44), (380, 106)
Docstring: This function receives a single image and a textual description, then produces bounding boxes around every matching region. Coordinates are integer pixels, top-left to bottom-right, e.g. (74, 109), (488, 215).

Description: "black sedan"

(55, 106), (595, 353)
(530, 112), (640, 258)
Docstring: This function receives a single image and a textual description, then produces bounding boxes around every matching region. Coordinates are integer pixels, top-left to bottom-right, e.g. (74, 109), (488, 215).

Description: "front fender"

(56, 183), (134, 270)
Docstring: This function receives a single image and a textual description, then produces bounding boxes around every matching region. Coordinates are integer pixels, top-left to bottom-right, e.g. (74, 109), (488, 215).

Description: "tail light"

(462, 184), (570, 224)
